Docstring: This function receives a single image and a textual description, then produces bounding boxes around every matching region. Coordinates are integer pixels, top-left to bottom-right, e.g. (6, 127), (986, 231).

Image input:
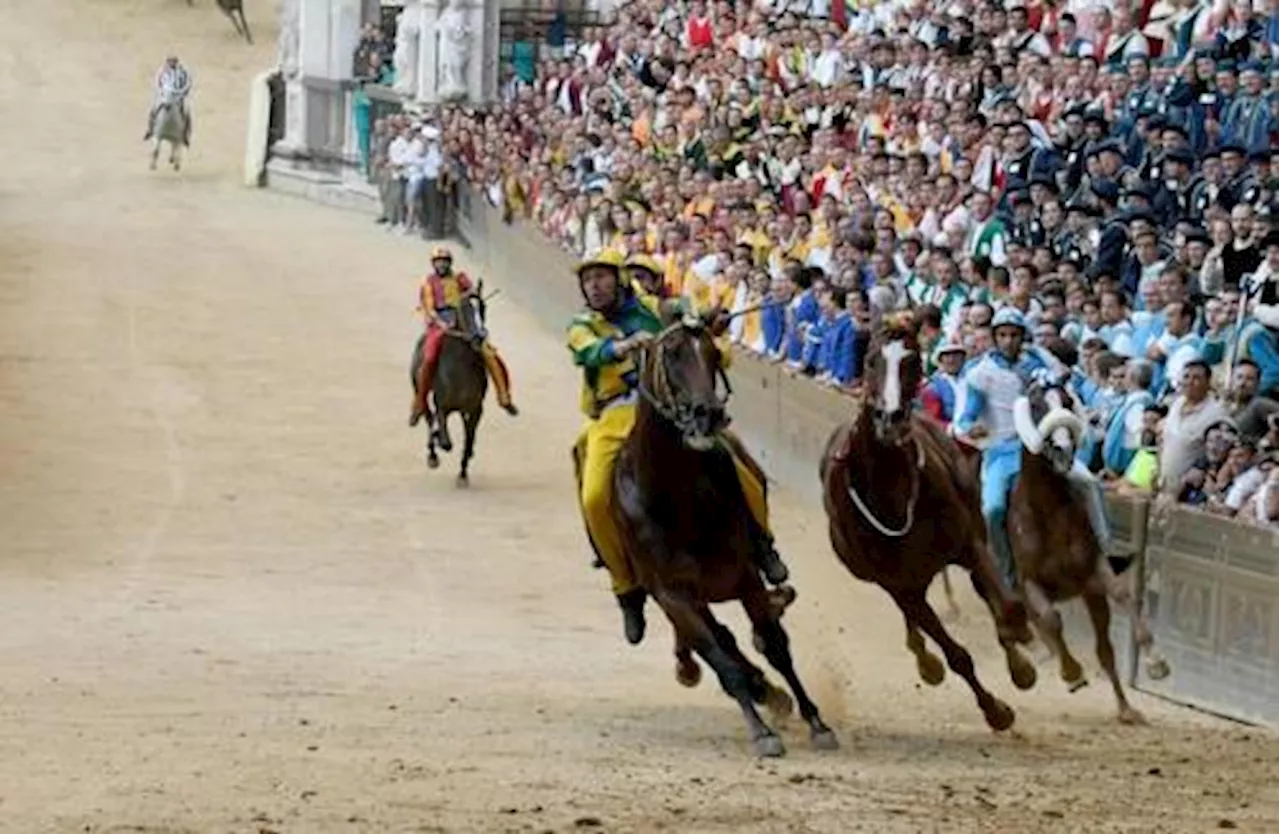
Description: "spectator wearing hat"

(1218, 62), (1269, 152)
(1089, 178), (1127, 281)
(920, 339), (968, 430)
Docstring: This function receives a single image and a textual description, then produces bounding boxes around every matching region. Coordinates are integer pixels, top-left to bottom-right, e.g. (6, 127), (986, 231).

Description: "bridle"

(845, 331), (926, 538)
(845, 428), (926, 538)
(635, 317), (734, 442)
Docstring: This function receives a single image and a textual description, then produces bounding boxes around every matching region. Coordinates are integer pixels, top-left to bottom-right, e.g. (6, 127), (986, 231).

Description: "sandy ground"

(0, 2), (1274, 832)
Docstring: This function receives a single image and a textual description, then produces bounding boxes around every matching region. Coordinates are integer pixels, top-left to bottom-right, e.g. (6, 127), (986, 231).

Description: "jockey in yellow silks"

(409, 246), (518, 425)
(568, 250), (790, 645)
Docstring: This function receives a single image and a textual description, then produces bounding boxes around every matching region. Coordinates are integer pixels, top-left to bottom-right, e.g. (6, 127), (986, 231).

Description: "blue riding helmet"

(991, 307), (1028, 333)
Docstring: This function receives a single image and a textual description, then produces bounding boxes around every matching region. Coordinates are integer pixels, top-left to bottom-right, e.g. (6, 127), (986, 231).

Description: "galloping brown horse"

(614, 312), (836, 757)
(820, 321), (1036, 731)
(410, 288), (488, 486)
(1007, 377), (1168, 723)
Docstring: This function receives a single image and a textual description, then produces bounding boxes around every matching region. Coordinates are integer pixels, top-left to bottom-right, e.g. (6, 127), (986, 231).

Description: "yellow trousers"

(573, 403), (771, 596)
(479, 343), (514, 408)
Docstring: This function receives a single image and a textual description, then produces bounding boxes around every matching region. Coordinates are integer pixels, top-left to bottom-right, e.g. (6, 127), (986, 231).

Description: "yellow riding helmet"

(430, 245), (453, 261)
(625, 254), (663, 277)
(576, 249), (625, 277)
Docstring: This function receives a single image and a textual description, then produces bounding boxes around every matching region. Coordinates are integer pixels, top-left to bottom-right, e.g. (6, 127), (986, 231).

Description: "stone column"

(274, 0), (332, 157)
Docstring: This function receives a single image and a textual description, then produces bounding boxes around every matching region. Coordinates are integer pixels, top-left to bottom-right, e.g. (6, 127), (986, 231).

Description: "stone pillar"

(273, 0), (329, 157)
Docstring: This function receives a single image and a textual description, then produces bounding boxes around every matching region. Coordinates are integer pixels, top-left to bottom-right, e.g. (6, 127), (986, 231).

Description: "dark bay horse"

(186, 0), (253, 43)
(820, 321), (1036, 732)
(1007, 378), (1169, 723)
(410, 287), (488, 486)
(614, 312), (836, 757)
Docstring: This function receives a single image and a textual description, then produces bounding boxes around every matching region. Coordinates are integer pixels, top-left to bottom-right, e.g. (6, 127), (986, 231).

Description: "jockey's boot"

(745, 518), (789, 586)
(757, 539), (790, 586)
(617, 588), (647, 645)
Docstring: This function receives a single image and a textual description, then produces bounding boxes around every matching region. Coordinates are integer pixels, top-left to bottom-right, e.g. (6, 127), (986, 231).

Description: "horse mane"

(872, 311), (921, 351)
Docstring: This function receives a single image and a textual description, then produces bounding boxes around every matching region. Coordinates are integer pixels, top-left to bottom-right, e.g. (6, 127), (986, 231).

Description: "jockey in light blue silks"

(953, 307), (1126, 590)
(145, 55), (192, 142)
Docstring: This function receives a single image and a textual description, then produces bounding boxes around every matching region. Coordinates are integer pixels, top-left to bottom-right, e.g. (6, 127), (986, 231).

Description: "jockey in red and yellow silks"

(409, 246), (518, 426)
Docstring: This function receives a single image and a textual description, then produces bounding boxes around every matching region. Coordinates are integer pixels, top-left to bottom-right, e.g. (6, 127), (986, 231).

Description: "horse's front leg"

(1096, 557), (1169, 680)
(424, 408), (440, 470)
(898, 589), (1016, 731)
(961, 556), (1037, 691)
(1024, 578), (1087, 691)
(150, 136), (161, 170)
(456, 409), (480, 487)
(741, 580), (838, 750)
(653, 588), (783, 757)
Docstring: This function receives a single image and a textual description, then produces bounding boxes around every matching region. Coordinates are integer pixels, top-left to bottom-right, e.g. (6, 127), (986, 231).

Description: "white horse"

(149, 94), (189, 172)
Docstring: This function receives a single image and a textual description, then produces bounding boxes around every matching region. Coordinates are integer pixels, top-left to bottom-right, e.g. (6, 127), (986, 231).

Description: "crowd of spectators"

(430, 0), (1278, 524)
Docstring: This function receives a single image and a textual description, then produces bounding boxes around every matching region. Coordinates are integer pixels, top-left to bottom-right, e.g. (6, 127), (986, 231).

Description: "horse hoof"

(916, 652), (946, 686)
(752, 733), (785, 758)
(767, 585), (797, 619)
(763, 684), (794, 720)
(1118, 706), (1147, 726)
(455, 474), (469, 488)
(1008, 653), (1038, 691)
(1145, 656), (1171, 681)
(426, 453), (439, 470)
(675, 658), (701, 688)
(437, 436), (454, 453)
(1062, 660), (1086, 691)
(984, 700), (1016, 732)
(810, 728), (840, 751)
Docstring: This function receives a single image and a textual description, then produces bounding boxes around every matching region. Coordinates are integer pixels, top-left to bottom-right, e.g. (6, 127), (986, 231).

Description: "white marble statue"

(393, 6), (421, 97)
(435, 0), (473, 100)
(276, 0), (300, 79)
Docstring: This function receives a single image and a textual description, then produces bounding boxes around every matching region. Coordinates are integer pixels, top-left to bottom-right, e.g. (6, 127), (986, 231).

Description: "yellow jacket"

(566, 292), (731, 418)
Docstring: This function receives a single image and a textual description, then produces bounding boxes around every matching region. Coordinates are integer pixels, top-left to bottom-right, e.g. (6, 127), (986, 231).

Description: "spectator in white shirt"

(1160, 360), (1230, 493)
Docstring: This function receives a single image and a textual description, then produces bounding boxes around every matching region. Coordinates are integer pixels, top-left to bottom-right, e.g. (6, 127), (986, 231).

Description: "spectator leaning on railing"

(432, 0), (1280, 526)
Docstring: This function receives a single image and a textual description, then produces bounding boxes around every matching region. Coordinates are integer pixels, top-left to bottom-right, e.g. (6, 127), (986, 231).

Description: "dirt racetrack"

(0, 2), (1274, 832)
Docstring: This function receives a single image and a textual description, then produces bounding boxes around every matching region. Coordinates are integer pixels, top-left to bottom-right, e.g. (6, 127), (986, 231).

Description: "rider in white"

(145, 54), (192, 141)
(953, 307), (1126, 590)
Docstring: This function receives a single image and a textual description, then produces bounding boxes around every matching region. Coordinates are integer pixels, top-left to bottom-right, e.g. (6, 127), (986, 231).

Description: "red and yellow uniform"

(409, 247), (516, 423)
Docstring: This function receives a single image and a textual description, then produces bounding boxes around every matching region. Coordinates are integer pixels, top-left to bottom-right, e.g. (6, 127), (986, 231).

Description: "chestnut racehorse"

(820, 321), (1036, 731)
(614, 312), (837, 757)
(1007, 377), (1169, 723)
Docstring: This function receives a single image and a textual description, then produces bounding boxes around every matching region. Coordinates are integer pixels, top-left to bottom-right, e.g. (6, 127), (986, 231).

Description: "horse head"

(638, 307), (732, 452)
(864, 317), (923, 446)
(455, 280), (488, 346)
(1014, 372), (1085, 476)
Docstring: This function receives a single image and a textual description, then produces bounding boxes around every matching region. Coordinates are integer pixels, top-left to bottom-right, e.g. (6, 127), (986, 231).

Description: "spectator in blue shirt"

(815, 285), (859, 388)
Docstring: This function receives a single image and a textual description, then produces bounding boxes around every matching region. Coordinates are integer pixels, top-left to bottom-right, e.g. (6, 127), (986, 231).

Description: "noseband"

(635, 318), (734, 439)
